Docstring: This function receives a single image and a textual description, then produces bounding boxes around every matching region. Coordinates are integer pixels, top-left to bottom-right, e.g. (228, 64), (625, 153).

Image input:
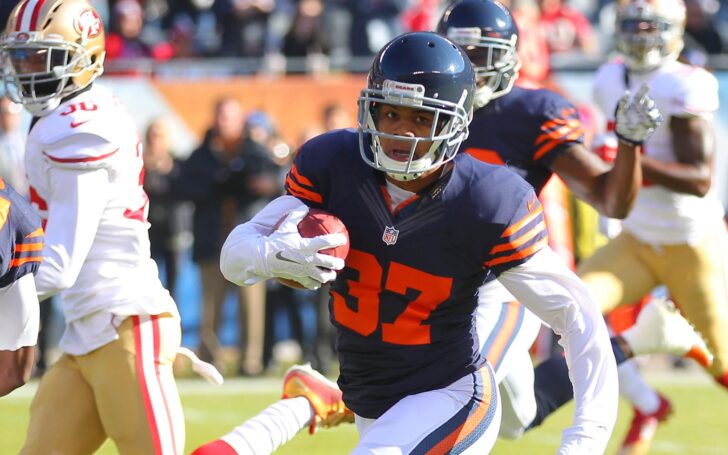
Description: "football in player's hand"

(278, 209), (350, 289)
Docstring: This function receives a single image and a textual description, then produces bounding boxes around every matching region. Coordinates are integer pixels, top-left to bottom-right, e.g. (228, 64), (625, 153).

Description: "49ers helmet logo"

(74, 9), (102, 38)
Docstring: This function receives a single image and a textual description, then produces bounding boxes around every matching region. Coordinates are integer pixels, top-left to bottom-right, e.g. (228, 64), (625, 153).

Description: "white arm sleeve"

(0, 274), (40, 350)
(497, 247), (618, 455)
(220, 195), (306, 286)
(34, 167), (109, 301)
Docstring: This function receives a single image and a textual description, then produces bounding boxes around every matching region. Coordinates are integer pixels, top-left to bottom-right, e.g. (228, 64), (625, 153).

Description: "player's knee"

(0, 374), (27, 397)
(0, 364), (31, 397)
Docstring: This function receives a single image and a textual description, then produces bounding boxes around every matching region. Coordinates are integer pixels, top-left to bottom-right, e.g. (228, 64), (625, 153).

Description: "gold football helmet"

(0, 0), (106, 116)
(615, 0), (686, 72)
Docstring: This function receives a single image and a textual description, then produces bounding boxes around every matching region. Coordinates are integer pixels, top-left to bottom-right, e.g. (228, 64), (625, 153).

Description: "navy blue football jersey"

(285, 130), (548, 418)
(0, 179), (43, 288)
(461, 86), (585, 195)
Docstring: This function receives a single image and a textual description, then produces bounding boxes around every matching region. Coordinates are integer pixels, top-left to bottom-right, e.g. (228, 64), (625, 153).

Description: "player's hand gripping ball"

(277, 209), (350, 289)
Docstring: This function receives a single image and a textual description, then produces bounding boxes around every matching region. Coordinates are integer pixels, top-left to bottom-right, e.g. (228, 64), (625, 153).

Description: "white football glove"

(177, 347), (224, 386)
(261, 206), (347, 290)
(614, 83), (663, 146)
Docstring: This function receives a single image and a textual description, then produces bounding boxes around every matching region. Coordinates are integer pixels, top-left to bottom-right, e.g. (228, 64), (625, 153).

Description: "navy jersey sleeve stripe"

(284, 163), (323, 204)
(533, 107), (585, 161)
(285, 173), (322, 204)
(484, 194), (548, 269)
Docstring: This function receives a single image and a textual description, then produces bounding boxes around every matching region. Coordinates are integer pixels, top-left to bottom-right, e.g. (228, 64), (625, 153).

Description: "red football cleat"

(282, 363), (354, 434)
(617, 394), (673, 455)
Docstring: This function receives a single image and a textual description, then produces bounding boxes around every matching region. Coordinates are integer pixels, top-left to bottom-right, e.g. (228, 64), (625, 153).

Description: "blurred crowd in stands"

(2, 0), (728, 75)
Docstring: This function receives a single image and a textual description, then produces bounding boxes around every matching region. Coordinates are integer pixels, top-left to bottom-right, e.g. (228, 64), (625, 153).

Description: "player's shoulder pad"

(458, 154), (533, 223)
(592, 61), (628, 115)
(41, 132), (118, 170)
(593, 60), (624, 87)
(29, 84), (121, 147)
(295, 128), (360, 172)
(530, 87), (578, 121)
(659, 62), (719, 115)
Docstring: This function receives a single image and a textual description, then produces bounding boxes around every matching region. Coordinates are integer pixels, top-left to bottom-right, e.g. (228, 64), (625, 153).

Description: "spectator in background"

(281, 0), (329, 74)
(242, 110), (325, 372)
(538, 0), (600, 58)
(215, 0), (274, 57)
(322, 103), (353, 131)
(105, 0), (173, 62)
(684, 0), (724, 55)
(143, 118), (191, 302)
(401, 0), (440, 31)
(175, 98), (280, 375)
(0, 97), (28, 196)
(501, 0), (552, 88)
(244, 110), (292, 170)
(347, 0), (408, 56)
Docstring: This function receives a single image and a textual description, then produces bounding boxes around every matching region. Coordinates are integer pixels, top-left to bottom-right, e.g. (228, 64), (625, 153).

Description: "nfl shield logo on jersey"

(382, 226), (399, 245)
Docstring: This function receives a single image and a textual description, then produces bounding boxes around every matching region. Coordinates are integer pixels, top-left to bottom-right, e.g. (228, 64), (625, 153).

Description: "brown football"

(277, 209), (349, 289)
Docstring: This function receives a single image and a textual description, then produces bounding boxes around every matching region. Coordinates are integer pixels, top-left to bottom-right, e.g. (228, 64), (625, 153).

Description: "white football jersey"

(25, 84), (177, 354)
(593, 59), (724, 244)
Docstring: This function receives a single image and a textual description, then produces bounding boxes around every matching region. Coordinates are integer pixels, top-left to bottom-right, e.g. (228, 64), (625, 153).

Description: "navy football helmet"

(437, 0), (520, 108)
(358, 31), (475, 181)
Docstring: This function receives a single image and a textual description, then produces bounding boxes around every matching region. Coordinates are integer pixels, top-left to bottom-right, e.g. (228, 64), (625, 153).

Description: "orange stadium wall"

(151, 75), (366, 148)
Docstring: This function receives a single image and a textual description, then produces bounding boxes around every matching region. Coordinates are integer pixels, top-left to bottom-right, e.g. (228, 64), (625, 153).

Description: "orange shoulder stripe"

(533, 140), (562, 161)
(501, 205), (543, 238)
(11, 256), (42, 267)
(535, 120), (581, 146)
(539, 117), (568, 132)
(484, 236), (548, 268)
(490, 220), (546, 255)
(285, 175), (323, 204)
(290, 164), (314, 187)
(15, 242), (44, 252)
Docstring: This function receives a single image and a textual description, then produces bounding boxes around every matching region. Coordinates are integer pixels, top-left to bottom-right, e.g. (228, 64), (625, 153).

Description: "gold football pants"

(22, 313), (184, 455)
(577, 226), (728, 378)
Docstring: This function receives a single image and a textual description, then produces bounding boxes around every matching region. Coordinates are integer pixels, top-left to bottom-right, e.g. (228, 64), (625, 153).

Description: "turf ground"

(2, 367), (727, 455)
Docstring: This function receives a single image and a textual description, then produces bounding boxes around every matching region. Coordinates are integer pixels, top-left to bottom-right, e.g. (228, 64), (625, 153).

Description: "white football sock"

(618, 360), (660, 414)
(221, 397), (313, 454)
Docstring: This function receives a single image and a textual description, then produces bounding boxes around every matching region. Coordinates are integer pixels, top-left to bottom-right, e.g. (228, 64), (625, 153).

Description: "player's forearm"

(220, 195), (304, 286)
(641, 155), (712, 196)
(598, 141), (640, 219)
(498, 248), (618, 452)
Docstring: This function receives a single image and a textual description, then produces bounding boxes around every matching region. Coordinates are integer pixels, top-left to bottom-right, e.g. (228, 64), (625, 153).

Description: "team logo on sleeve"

(382, 226), (399, 245)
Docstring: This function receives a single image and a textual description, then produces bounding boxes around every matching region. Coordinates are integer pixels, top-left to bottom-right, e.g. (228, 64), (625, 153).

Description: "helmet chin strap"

(24, 97), (60, 117)
(386, 171), (421, 182)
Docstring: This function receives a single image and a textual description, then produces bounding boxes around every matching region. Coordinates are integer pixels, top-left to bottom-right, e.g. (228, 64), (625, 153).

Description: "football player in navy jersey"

(436, 0), (710, 444)
(0, 177), (43, 396)
(220, 31), (618, 454)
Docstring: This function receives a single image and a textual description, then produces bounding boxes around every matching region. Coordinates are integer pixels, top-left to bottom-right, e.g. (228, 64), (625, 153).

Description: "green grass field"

(2, 369), (727, 454)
